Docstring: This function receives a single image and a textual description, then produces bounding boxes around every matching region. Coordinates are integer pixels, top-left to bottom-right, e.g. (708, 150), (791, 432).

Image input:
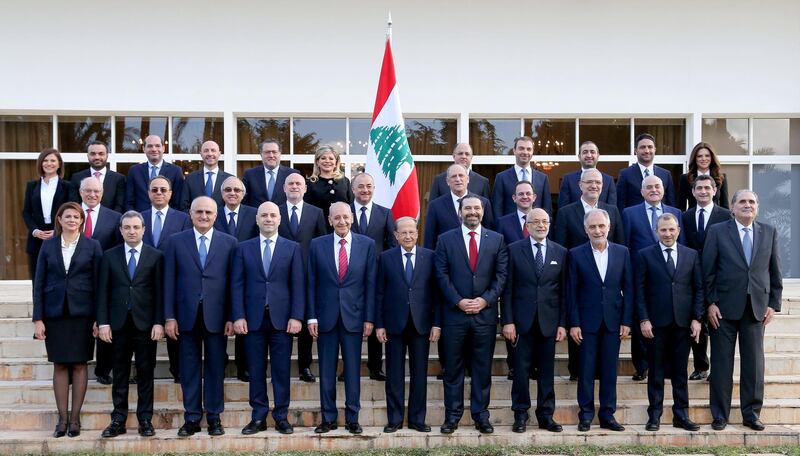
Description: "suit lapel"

(130, 246), (145, 282)
(67, 236), (87, 277)
(327, 235), (340, 279)
(268, 237), (288, 277)
(54, 237), (67, 276)
(654, 244), (671, 277)
(585, 244), (603, 283)
(520, 240), (538, 283)
(752, 221), (764, 264)
(187, 233), (203, 270)
(724, 221), (748, 267)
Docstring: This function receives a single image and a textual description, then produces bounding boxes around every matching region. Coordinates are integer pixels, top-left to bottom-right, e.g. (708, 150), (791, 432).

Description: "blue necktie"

(521, 168), (529, 182)
(742, 228), (753, 266)
(534, 242), (544, 277)
(205, 171), (214, 196)
(228, 212), (237, 236)
(150, 165), (158, 179)
(263, 239), (272, 277)
(649, 206), (659, 231)
(152, 211), (163, 246)
(290, 206), (299, 236)
(665, 248), (676, 278)
(697, 208), (706, 244)
(128, 248), (137, 280)
(198, 235), (208, 269)
(359, 207), (368, 234)
(267, 170), (275, 200)
(404, 252), (413, 285)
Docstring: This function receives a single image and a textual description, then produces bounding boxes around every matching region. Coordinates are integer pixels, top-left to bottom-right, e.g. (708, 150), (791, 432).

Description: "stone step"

(1, 426), (797, 454)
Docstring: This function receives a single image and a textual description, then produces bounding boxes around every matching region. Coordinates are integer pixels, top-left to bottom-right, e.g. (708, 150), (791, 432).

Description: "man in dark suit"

(616, 133), (676, 211)
(704, 190), (783, 431)
(376, 217), (441, 433)
(557, 141), (617, 208)
(351, 172), (397, 381)
(164, 196), (237, 437)
(125, 135), (184, 212)
(636, 213), (703, 432)
(179, 141), (233, 211)
(69, 141), (126, 213)
(231, 202), (304, 435)
(502, 208), (567, 433)
(491, 136), (552, 219)
(242, 139), (301, 208)
(141, 176), (191, 382)
(307, 202), (377, 435)
(436, 195), (508, 434)
(424, 164), (495, 250)
(429, 143), (491, 200)
(97, 211), (164, 438)
(568, 208), (633, 432)
(681, 175), (731, 380)
(278, 173), (327, 383)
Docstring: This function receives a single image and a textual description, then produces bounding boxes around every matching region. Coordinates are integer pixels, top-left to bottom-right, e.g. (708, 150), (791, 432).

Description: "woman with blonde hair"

(304, 145), (354, 222)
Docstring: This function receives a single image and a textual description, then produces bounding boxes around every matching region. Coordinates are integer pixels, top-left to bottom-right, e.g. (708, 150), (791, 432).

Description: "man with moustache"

(492, 136), (552, 219)
(180, 140), (233, 211)
(429, 143), (491, 200)
(557, 141), (617, 208)
(70, 141), (126, 213)
(616, 133), (676, 211)
(126, 135), (184, 212)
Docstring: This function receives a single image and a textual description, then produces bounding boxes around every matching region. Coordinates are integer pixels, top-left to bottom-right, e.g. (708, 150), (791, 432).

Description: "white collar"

(194, 227), (214, 240)
(461, 224), (482, 238)
(401, 245), (417, 256)
(355, 200), (373, 212)
(125, 241), (144, 253)
(151, 206), (168, 215)
(259, 232), (279, 244)
(82, 202), (101, 212)
(225, 205), (241, 216)
(335, 231), (353, 244)
(697, 201), (714, 212)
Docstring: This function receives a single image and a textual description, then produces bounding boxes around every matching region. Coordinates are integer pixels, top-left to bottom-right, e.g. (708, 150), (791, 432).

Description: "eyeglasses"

(149, 187), (170, 194)
(223, 187), (244, 193)
(527, 220), (550, 226)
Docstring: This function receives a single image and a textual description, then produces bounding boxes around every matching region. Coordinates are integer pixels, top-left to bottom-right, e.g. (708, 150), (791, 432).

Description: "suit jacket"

(491, 166), (552, 220)
(622, 202), (684, 253)
(552, 200), (625, 248)
(70, 168), (126, 213)
(703, 220), (783, 321)
(557, 170), (617, 208)
(351, 202), (397, 252)
(681, 205), (731, 252)
(423, 194), (495, 249)
(567, 242), (634, 332)
(306, 233), (377, 333)
(32, 235), (103, 320)
(242, 165), (300, 208)
(496, 211), (527, 245)
(22, 179), (73, 254)
(429, 170), (491, 201)
(677, 173), (729, 211)
(635, 243), (703, 328)
(179, 169), (233, 212)
(125, 161), (184, 212)
(87, 206), (122, 251)
(163, 229), (237, 333)
(96, 244), (164, 331)
(278, 202), (328, 266)
(230, 236), (305, 331)
(141, 208), (192, 250)
(434, 227), (508, 327)
(213, 204), (259, 242)
(376, 247), (441, 334)
(501, 238), (567, 337)
(616, 163), (676, 211)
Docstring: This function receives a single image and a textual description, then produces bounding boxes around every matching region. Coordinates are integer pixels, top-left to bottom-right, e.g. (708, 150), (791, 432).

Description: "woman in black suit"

(33, 202), (103, 438)
(677, 142), (729, 210)
(22, 148), (73, 280)
(304, 145), (354, 224)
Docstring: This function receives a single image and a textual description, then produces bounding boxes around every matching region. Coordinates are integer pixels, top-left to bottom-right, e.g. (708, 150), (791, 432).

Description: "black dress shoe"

(577, 421), (591, 432)
(177, 421), (201, 437)
(645, 420), (660, 431)
(507, 368), (515, 380)
(474, 420), (494, 434)
(275, 420), (293, 434)
(569, 374), (578, 381)
(96, 374), (112, 385)
(369, 370), (387, 381)
(440, 421), (458, 434)
(407, 422), (431, 432)
(129, 375), (137, 385)
(102, 420), (127, 438)
(538, 418), (563, 433)
(383, 423), (401, 433)
(237, 372), (250, 382)
(743, 419), (765, 431)
(345, 422), (363, 434)
(207, 420), (225, 436)
(631, 370), (647, 381)
(672, 417), (700, 431)
(512, 416), (526, 433)
(600, 419), (625, 431)
(436, 373), (444, 380)
(337, 373), (344, 382)
(173, 375), (181, 384)
(53, 419), (67, 438)
(689, 370), (708, 380)
(241, 420), (267, 435)
(299, 368), (316, 383)
(711, 418), (727, 430)
(138, 420), (155, 437)
(529, 370), (538, 380)
(67, 421), (81, 437)
(314, 421), (338, 433)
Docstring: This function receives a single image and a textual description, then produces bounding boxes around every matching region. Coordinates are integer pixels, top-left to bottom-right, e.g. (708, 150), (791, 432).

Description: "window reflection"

(349, 118), (371, 155)
(172, 117), (224, 154)
(753, 119), (800, 156)
(58, 116), (111, 153)
(237, 118), (290, 154)
(753, 164), (798, 277)
(579, 118), (630, 155)
(405, 118), (457, 155)
(469, 119), (520, 155)
(293, 118), (346, 155)
(634, 118), (686, 155)
(702, 118), (748, 155)
(0, 116), (52, 152)
(115, 116), (168, 153)
(527, 119), (575, 156)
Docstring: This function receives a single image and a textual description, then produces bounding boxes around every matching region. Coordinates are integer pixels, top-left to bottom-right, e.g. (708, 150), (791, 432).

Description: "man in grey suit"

(703, 189), (783, 431)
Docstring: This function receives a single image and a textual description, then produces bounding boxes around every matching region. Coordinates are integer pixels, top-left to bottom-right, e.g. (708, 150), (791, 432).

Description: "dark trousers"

(318, 319), (362, 423)
(297, 323), (313, 372)
(94, 339), (114, 378)
(245, 312), (292, 422)
(631, 323), (649, 375)
(179, 310), (227, 422)
(710, 299), (765, 422)
(567, 334), (580, 377)
(646, 323), (691, 421)
(110, 314), (156, 423)
(234, 334), (248, 376)
(367, 333), (383, 374)
(167, 337), (180, 379)
(385, 316), (430, 426)
(441, 319), (496, 423)
(577, 326), (621, 423)
(511, 320), (556, 421)
(690, 322), (710, 372)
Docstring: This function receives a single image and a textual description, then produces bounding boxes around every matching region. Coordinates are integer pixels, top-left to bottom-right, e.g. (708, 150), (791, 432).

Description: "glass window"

(634, 118), (686, 155)
(527, 119), (575, 156)
(469, 119), (520, 155)
(172, 117), (224, 154)
(405, 118), (457, 155)
(293, 118), (346, 155)
(0, 116), (52, 152)
(115, 116), (168, 153)
(236, 117), (290, 155)
(57, 116), (111, 153)
(349, 118), (371, 155)
(753, 118), (800, 156)
(0, 159), (39, 279)
(702, 118), (748, 155)
(721, 164), (749, 203)
(578, 118), (630, 156)
(753, 164), (799, 278)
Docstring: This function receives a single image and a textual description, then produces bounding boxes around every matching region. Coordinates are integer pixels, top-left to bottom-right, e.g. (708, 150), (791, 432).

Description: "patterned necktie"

(290, 206), (299, 236)
(198, 235), (208, 269)
(262, 239), (272, 277)
(649, 206), (658, 231)
(359, 207), (368, 234)
(665, 248), (676, 278)
(153, 211), (163, 246)
(468, 231), (478, 272)
(697, 208), (706, 243)
(742, 228), (753, 266)
(338, 238), (348, 282)
(522, 214), (529, 237)
(205, 171), (214, 196)
(521, 168), (529, 182)
(267, 170), (276, 200)
(644, 168), (650, 178)
(534, 242), (544, 277)
(128, 248), (137, 280)
(228, 212), (237, 236)
(404, 252), (413, 285)
(150, 165), (158, 179)
(93, 171), (102, 180)
(84, 208), (93, 237)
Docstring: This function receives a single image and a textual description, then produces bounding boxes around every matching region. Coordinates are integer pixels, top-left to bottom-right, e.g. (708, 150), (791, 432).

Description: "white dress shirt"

(695, 201), (714, 231)
(638, 163), (654, 179)
(645, 202), (663, 221)
(516, 209), (527, 230)
(40, 177), (58, 224)
(90, 166), (107, 184)
(354, 201), (373, 226)
(81, 203), (101, 236)
(126, 241), (144, 267)
(461, 224), (482, 253)
(194, 228), (214, 251)
(592, 244), (609, 281)
(580, 197), (598, 213)
(203, 166), (219, 190)
(259, 232), (278, 261)
(151, 206), (168, 229)
(530, 237), (547, 259)
(401, 246), (417, 269)
(224, 205), (240, 226)
(333, 231), (353, 271)
(451, 191), (467, 215)
(660, 242), (678, 264)
(61, 236), (79, 273)
(514, 164), (533, 182)
(287, 200), (304, 224)
(735, 219), (754, 249)
(149, 160), (164, 175)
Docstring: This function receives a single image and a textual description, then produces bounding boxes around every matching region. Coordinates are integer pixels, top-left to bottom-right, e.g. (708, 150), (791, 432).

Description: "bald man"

(180, 141), (234, 211)
(429, 143), (491, 200)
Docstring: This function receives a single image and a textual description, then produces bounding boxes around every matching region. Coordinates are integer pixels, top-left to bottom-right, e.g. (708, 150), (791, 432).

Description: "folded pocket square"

(549, 260), (558, 264)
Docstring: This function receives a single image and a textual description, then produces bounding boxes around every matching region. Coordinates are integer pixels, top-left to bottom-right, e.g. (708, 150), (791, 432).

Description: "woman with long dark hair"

(678, 142), (729, 209)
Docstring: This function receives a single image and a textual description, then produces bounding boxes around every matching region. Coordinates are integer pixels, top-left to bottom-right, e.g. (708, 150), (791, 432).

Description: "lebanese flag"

(365, 30), (420, 219)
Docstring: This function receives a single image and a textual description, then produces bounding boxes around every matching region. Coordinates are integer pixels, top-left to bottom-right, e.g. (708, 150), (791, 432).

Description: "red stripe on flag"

(371, 38), (396, 123)
(391, 167), (420, 219)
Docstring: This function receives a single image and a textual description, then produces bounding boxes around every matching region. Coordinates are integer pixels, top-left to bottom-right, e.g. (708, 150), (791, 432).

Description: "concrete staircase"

(0, 281), (799, 453)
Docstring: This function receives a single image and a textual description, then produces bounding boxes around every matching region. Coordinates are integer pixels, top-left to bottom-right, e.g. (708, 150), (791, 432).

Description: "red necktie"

(522, 215), (529, 237)
(468, 231), (478, 272)
(338, 238), (348, 282)
(84, 208), (93, 237)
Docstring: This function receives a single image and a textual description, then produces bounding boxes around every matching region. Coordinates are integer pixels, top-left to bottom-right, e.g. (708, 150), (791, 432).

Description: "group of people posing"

(25, 132), (782, 439)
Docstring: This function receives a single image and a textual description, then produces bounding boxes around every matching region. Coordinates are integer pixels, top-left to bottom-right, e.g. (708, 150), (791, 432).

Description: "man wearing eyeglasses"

(502, 208), (567, 433)
(180, 141), (233, 212)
